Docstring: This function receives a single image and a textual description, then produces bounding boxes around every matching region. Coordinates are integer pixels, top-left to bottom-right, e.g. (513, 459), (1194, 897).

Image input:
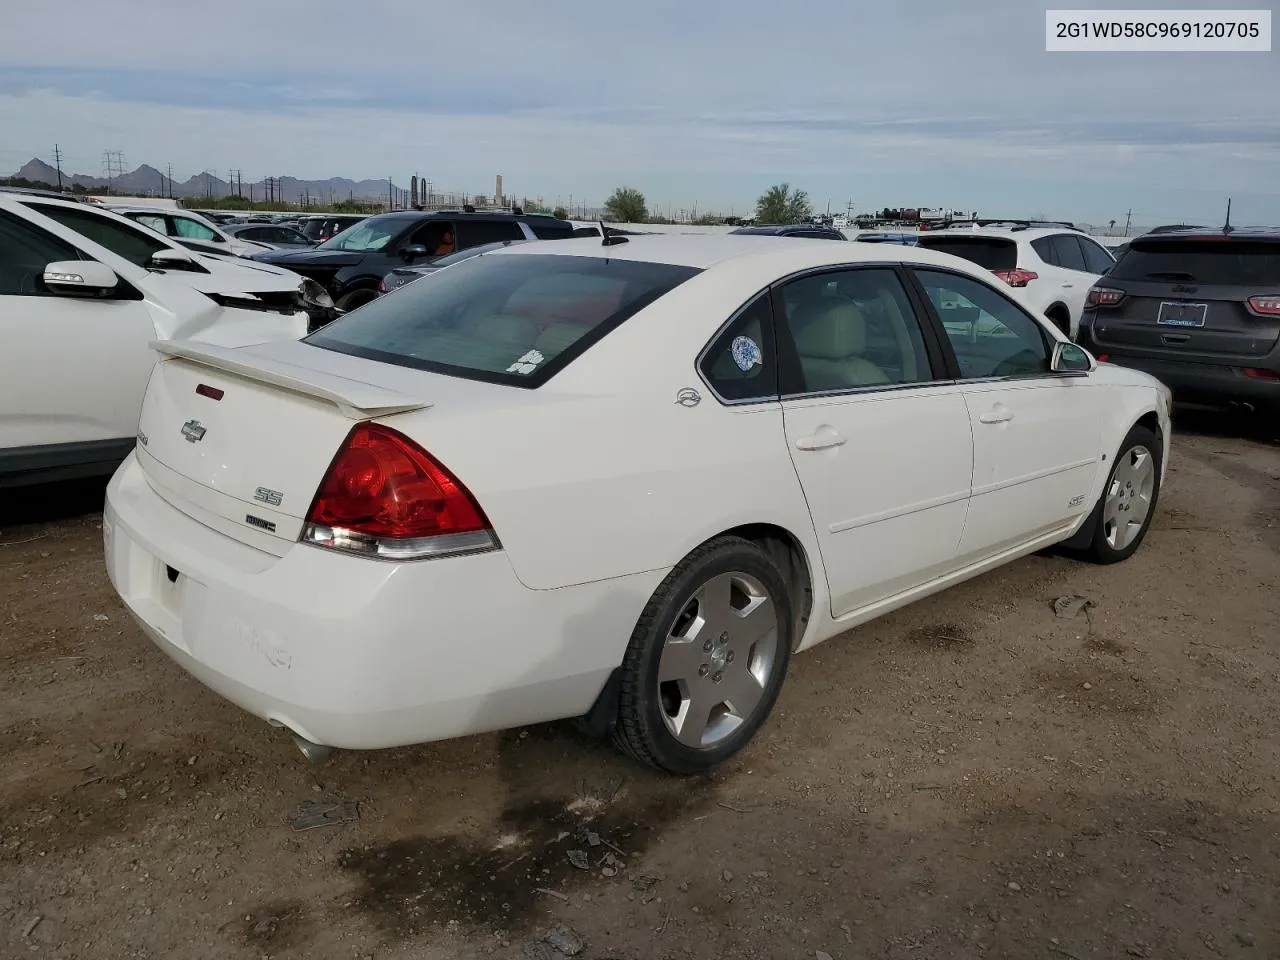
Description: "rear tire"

(1079, 424), (1162, 564)
(335, 289), (377, 313)
(612, 536), (793, 775)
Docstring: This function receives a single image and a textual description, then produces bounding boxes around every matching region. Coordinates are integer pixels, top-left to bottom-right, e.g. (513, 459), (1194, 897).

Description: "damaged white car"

(0, 191), (321, 487)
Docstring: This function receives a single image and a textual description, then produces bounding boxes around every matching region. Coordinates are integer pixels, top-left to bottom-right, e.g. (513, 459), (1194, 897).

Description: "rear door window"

(916, 236), (1017, 271)
(308, 253), (701, 387)
(1108, 239), (1280, 285)
(1049, 234), (1088, 271)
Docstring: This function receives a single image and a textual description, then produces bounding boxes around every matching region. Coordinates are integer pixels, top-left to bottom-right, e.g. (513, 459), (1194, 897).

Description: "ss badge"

(253, 487), (283, 507)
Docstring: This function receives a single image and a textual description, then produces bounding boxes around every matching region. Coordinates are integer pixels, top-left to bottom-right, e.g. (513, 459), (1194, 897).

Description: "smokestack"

(495, 174), (503, 205)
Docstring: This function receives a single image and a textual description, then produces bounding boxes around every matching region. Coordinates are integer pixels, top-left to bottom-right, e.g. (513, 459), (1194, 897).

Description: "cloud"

(0, 0), (1276, 222)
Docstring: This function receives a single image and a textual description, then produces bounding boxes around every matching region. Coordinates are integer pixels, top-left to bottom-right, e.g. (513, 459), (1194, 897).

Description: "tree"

(755, 183), (812, 224)
(603, 186), (648, 224)
(552, 206), (569, 220)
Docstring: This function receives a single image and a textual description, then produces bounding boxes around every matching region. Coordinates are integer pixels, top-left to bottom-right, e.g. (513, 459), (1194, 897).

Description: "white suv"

(917, 221), (1116, 339)
(0, 191), (314, 488)
(108, 206), (273, 258)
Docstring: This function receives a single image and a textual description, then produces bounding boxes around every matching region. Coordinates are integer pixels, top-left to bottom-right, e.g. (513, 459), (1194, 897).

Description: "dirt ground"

(1, 411), (1277, 960)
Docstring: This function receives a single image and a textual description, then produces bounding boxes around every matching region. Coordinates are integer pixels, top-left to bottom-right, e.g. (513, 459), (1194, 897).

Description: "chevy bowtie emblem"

(181, 419), (207, 443)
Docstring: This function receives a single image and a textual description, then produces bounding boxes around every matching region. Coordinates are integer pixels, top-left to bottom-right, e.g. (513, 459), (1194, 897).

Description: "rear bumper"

(103, 452), (664, 749)
(1081, 340), (1279, 406)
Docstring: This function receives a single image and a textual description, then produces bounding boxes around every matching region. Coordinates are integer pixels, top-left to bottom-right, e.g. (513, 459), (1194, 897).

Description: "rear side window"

(1049, 234), (1087, 271)
(1109, 239), (1280, 285)
(917, 236), (1017, 271)
(28, 203), (168, 267)
(699, 293), (777, 402)
(172, 216), (218, 241)
(308, 253), (701, 388)
(456, 220), (524, 247)
(526, 219), (575, 240)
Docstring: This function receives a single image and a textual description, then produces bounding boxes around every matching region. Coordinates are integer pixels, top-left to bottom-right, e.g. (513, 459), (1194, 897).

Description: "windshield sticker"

(730, 336), (763, 372)
(506, 349), (545, 375)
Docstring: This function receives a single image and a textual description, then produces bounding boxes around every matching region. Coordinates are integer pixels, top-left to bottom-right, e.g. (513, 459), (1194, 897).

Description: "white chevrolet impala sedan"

(103, 234), (1171, 774)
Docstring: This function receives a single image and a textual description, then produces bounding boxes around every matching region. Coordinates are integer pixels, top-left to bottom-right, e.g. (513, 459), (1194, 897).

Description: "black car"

(253, 210), (576, 312)
(728, 224), (848, 241)
(1078, 227), (1280, 412)
(379, 239), (528, 294)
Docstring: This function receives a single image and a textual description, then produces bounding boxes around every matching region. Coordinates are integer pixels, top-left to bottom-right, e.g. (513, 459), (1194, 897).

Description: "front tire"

(1080, 424), (1162, 564)
(612, 537), (793, 775)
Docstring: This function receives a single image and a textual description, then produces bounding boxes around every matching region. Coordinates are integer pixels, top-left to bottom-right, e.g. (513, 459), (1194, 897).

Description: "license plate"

(1157, 301), (1207, 328)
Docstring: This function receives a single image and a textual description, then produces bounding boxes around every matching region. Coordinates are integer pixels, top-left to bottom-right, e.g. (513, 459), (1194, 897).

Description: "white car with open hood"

(0, 192), (318, 487)
(103, 234), (1171, 773)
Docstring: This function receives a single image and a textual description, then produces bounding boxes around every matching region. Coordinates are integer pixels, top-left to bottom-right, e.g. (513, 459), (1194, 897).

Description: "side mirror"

(148, 248), (199, 270)
(400, 244), (428, 262)
(1051, 341), (1096, 373)
(42, 261), (121, 296)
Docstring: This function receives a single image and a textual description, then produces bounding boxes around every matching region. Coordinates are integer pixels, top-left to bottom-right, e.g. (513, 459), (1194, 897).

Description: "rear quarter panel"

(380, 255), (824, 593)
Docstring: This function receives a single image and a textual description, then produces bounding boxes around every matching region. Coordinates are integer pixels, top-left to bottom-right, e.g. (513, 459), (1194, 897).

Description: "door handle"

(979, 409), (1014, 424)
(1061, 282), (1074, 288)
(795, 433), (847, 451)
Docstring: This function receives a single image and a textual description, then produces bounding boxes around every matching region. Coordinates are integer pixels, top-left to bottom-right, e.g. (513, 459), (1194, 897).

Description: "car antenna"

(600, 220), (629, 246)
(1223, 196), (1233, 234)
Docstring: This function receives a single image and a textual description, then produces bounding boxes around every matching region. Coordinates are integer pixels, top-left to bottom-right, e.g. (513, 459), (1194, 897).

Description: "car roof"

(1133, 226), (1280, 242)
(918, 226), (1073, 242)
(484, 232), (995, 272)
(0, 185), (84, 201)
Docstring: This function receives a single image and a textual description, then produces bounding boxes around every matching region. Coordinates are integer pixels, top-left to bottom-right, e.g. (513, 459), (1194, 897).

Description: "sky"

(1, 0), (1277, 226)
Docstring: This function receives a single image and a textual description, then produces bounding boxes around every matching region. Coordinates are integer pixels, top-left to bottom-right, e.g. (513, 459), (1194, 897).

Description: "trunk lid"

(1091, 237), (1280, 359)
(135, 340), (429, 547)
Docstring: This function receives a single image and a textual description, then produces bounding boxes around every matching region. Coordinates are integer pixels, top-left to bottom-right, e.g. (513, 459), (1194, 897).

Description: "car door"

(0, 209), (156, 470)
(455, 219), (526, 250)
(909, 267), (1106, 562)
(1033, 234), (1097, 332)
(775, 266), (974, 618)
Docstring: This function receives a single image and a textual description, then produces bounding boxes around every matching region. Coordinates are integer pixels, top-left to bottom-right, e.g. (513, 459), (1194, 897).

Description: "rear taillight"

(302, 423), (497, 561)
(1086, 286), (1127, 308)
(1245, 295), (1280, 317)
(991, 268), (1038, 288)
(1244, 367), (1280, 381)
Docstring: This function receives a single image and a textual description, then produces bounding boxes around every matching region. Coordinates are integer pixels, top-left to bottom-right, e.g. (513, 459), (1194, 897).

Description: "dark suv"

(1078, 227), (1280, 411)
(252, 210), (576, 313)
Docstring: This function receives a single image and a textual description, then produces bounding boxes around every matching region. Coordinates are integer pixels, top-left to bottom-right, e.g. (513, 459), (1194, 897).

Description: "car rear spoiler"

(151, 340), (430, 419)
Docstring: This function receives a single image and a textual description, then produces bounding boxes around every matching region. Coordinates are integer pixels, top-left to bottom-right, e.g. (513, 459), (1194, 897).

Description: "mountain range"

(6, 158), (408, 204)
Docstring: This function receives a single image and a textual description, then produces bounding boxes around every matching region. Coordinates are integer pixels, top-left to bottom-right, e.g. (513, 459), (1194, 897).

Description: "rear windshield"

(308, 253), (701, 387)
(917, 236), (1017, 271)
(1110, 239), (1280, 285)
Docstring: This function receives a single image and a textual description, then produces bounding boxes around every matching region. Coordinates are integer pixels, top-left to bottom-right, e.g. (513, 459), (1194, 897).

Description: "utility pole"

(53, 144), (64, 191)
(102, 151), (126, 193)
(1123, 208), (1132, 237)
(166, 163), (174, 199)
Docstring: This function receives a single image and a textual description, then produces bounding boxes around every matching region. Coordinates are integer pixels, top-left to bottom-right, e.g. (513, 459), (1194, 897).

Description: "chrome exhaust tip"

(291, 732), (333, 764)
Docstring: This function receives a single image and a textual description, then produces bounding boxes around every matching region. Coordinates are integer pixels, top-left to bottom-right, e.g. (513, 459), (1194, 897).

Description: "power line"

(101, 150), (126, 192)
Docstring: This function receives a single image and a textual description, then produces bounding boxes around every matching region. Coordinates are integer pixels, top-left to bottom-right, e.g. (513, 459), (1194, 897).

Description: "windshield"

(1109, 239), (1280, 285)
(308, 253), (701, 388)
(318, 218), (400, 252)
